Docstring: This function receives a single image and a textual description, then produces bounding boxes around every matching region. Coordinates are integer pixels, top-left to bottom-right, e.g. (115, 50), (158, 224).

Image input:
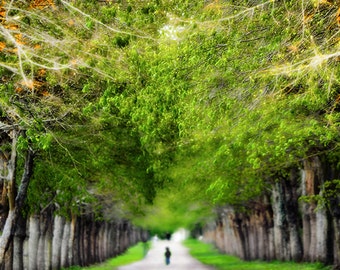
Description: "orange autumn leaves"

(0, 0), (55, 52)
(29, 0), (55, 10)
(1, 0), (55, 95)
(0, 1), (23, 53)
(16, 69), (49, 97)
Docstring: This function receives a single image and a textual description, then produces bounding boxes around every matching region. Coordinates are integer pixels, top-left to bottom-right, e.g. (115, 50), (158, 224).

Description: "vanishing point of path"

(118, 238), (214, 270)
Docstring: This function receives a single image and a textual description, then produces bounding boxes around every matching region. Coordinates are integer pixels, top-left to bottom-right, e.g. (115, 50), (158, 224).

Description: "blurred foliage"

(1, 0), (340, 229)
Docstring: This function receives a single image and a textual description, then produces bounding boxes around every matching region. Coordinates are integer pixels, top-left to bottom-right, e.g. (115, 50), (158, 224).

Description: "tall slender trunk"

(60, 219), (71, 267)
(67, 215), (76, 266)
(0, 141), (34, 267)
(28, 216), (39, 270)
(13, 213), (26, 270)
(52, 216), (64, 269)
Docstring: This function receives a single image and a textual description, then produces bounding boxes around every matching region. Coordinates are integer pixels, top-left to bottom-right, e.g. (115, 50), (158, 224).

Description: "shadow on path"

(118, 239), (214, 270)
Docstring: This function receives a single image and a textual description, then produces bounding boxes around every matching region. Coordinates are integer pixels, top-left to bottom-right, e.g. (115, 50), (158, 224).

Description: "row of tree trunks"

(202, 156), (340, 268)
(3, 211), (145, 270)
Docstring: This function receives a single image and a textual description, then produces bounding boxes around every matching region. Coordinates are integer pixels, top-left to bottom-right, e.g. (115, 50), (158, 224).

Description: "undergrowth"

(183, 238), (332, 270)
(62, 242), (147, 270)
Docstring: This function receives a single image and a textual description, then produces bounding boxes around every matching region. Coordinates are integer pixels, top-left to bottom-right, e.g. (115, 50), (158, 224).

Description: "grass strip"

(63, 242), (148, 270)
(183, 238), (332, 270)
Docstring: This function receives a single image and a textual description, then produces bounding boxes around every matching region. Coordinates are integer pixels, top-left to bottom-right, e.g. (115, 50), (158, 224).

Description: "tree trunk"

(0, 136), (34, 267)
(52, 215), (64, 269)
(333, 219), (340, 267)
(13, 212), (26, 270)
(60, 220), (71, 267)
(38, 211), (53, 270)
(28, 216), (39, 270)
(68, 214), (76, 266)
(301, 157), (323, 262)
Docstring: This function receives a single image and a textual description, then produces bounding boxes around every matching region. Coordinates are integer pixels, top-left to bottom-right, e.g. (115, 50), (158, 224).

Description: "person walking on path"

(118, 239), (213, 270)
(164, 247), (171, 265)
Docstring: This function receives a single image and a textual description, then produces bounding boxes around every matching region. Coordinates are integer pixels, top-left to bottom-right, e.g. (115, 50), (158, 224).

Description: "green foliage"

(2, 0), (340, 229)
(131, 182), (216, 232)
(156, 0), (340, 209)
(27, 137), (93, 216)
(300, 179), (340, 212)
(1, 0), (169, 216)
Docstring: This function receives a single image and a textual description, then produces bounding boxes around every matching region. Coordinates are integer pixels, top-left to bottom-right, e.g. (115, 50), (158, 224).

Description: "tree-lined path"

(118, 238), (214, 270)
(1, 0), (340, 268)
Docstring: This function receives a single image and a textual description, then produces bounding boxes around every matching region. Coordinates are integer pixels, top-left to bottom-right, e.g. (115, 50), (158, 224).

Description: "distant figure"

(152, 234), (158, 242)
(164, 247), (171, 265)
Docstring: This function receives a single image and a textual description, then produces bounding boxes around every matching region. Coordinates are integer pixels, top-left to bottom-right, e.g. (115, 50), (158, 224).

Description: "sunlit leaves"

(2, 0), (340, 227)
(151, 0), (340, 213)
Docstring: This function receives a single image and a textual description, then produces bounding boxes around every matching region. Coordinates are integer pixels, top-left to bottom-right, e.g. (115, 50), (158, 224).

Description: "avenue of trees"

(1, 0), (340, 267)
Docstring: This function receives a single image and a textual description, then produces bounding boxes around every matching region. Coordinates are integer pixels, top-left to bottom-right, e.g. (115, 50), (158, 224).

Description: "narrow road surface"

(118, 238), (214, 270)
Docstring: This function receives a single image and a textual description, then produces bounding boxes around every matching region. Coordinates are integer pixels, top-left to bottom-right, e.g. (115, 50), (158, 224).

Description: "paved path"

(118, 239), (214, 270)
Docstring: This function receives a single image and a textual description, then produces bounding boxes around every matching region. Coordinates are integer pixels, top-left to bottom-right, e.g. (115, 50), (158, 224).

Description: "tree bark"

(52, 215), (64, 269)
(60, 220), (70, 267)
(28, 216), (39, 270)
(38, 211), (53, 270)
(0, 135), (34, 267)
(68, 214), (76, 266)
(13, 212), (26, 270)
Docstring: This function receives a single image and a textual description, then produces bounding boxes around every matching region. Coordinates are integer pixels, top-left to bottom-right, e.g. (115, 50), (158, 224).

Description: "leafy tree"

(1, 0), (340, 250)
(123, 0), (340, 227)
(0, 0), (168, 260)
